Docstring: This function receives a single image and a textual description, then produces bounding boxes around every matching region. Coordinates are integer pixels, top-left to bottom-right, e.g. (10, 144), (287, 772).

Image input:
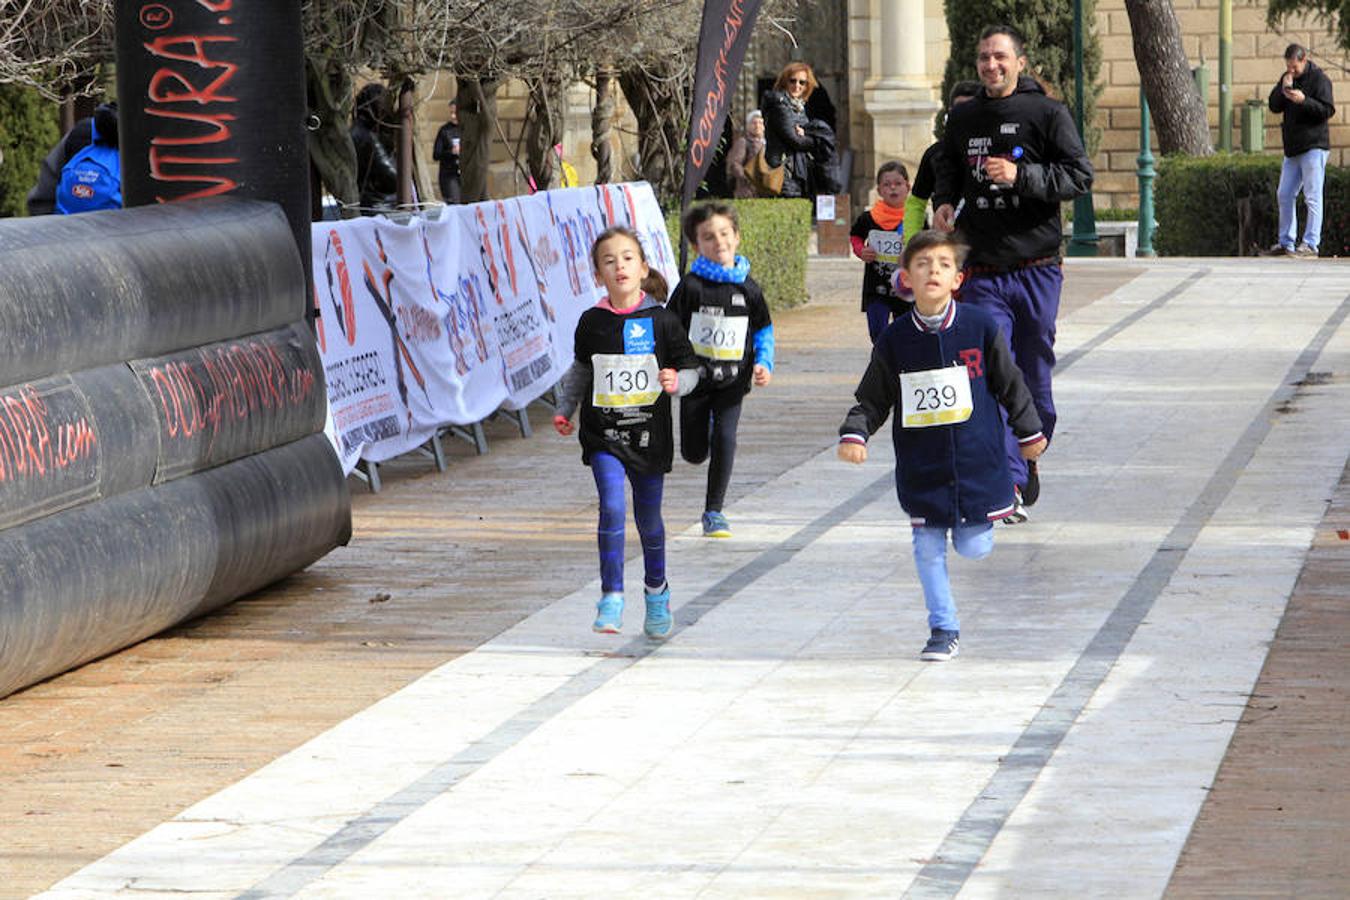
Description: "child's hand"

(858, 245), (878, 263)
(837, 441), (867, 464)
(753, 364), (772, 387)
(553, 414), (574, 436)
(1020, 436), (1047, 460)
(659, 367), (679, 393)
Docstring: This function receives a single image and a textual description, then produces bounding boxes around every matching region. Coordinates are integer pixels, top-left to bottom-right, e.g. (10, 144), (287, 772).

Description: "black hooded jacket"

(933, 76), (1093, 269)
(1268, 59), (1335, 157)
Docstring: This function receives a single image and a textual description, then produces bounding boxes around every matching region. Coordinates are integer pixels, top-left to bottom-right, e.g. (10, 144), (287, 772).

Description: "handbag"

(746, 147), (785, 196)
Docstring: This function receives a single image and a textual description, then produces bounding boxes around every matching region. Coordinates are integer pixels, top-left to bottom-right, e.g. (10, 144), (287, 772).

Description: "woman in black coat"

(761, 62), (819, 199)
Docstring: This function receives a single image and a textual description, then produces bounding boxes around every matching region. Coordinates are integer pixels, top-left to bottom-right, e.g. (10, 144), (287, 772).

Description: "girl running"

(554, 227), (700, 638)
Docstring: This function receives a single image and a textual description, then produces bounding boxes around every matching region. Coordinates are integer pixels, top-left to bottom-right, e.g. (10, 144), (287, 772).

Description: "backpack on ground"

(56, 119), (122, 215)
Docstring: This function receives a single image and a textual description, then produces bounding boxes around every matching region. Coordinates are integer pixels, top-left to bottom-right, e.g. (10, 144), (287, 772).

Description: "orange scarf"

(869, 199), (905, 231)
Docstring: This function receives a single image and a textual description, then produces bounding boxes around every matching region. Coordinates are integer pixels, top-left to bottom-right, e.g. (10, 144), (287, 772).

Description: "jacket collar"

(911, 300), (957, 333)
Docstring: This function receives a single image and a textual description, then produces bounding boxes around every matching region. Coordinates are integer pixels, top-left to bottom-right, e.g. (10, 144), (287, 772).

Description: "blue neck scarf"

(691, 254), (750, 284)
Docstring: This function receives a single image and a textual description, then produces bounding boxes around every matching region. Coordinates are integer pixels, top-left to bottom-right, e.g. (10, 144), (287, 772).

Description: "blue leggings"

(591, 451), (666, 594)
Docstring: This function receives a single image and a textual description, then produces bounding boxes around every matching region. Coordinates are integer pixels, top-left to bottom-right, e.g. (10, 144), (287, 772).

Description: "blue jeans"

(1277, 148), (1329, 251)
(591, 451), (665, 594)
(912, 523), (994, 631)
(958, 265), (1061, 488)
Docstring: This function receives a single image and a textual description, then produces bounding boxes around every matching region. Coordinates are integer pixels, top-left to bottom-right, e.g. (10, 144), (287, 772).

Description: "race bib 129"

(866, 229), (903, 265)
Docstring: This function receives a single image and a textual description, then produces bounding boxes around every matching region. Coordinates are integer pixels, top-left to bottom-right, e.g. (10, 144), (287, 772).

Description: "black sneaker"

(920, 629), (960, 661)
(1021, 460), (1040, 507)
(1000, 487), (1029, 525)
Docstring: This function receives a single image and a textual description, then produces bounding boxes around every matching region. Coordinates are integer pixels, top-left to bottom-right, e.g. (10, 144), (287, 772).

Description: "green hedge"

(665, 198), (812, 309)
(0, 84), (60, 218)
(1154, 152), (1349, 257)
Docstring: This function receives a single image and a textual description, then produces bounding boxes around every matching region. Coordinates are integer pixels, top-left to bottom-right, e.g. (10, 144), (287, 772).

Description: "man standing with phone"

(1269, 44), (1336, 258)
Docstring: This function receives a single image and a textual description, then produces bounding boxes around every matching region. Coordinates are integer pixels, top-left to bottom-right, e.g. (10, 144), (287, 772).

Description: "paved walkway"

(4, 257), (1349, 898)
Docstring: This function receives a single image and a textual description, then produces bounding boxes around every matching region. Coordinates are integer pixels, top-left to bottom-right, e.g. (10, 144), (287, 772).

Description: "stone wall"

(1094, 0), (1350, 208)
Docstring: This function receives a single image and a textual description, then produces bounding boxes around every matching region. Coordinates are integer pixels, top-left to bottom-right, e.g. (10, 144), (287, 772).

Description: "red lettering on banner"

(195, 0), (232, 9)
(148, 340), (316, 457)
(144, 37), (239, 103)
(0, 386), (97, 484)
(689, 0), (748, 170)
(146, 108), (237, 145)
(142, 22), (240, 200)
(149, 146), (239, 200)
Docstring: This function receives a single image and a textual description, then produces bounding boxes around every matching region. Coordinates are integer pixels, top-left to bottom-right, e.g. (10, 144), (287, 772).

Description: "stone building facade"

(409, 1), (1350, 212)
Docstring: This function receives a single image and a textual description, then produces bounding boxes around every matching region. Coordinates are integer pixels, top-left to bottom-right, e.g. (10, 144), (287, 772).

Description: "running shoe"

(702, 510), (732, 538)
(1266, 243), (1291, 257)
(1001, 487), (1029, 525)
(643, 584), (673, 639)
(592, 593), (623, 633)
(920, 629), (960, 662)
(1021, 459), (1040, 507)
(1294, 243), (1319, 259)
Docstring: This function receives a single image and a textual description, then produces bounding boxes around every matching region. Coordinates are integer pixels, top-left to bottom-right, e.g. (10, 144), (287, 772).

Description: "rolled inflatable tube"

(0, 433), (351, 699)
(0, 198), (305, 387)
(0, 324), (326, 531)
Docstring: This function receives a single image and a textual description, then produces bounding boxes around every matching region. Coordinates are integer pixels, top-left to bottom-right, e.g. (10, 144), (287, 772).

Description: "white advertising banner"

(312, 182), (676, 474)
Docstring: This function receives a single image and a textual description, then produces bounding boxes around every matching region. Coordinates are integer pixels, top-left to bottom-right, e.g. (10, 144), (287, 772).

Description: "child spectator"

(837, 230), (1046, 661)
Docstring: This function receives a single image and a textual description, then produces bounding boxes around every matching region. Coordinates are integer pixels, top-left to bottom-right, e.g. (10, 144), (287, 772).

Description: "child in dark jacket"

(554, 227), (701, 639)
(849, 161), (913, 342)
(667, 201), (774, 539)
(837, 230), (1046, 661)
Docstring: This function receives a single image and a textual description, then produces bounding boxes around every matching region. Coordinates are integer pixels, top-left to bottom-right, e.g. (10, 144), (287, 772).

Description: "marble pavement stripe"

(34, 454), (894, 899)
(905, 283), (1350, 898)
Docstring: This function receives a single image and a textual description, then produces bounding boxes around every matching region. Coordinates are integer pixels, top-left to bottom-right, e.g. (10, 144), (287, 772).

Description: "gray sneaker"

(920, 629), (960, 662)
(1266, 243), (1291, 257)
(1294, 243), (1319, 258)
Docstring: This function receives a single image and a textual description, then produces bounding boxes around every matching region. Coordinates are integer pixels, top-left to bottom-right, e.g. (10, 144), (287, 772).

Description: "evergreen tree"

(0, 83), (60, 217)
(937, 0), (1103, 155)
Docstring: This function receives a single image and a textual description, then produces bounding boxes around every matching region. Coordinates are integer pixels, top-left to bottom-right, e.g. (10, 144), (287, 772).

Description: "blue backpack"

(56, 119), (122, 214)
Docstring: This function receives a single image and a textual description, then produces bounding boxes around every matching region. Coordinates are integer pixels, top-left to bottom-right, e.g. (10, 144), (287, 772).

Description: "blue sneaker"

(920, 629), (960, 662)
(593, 593), (623, 633)
(701, 510), (731, 538)
(643, 584), (672, 639)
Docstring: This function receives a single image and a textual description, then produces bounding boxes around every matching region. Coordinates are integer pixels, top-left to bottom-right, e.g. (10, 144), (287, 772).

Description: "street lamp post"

(1136, 86), (1156, 257)
(1067, 0), (1099, 257)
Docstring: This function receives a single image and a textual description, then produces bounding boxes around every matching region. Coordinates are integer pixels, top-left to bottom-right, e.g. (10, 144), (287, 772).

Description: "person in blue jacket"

(837, 230), (1046, 662)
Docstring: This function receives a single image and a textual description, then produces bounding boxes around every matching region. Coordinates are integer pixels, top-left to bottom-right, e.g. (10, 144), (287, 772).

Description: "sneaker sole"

(1000, 511), (1028, 525)
(920, 648), (959, 661)
(593, 624), (621, 634)
(702, 530), (732, 539)
(644, 623), (672, 639)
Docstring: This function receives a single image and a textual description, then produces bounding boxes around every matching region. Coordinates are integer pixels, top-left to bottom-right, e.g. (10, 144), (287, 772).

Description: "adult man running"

(933, 24), (1093, 522)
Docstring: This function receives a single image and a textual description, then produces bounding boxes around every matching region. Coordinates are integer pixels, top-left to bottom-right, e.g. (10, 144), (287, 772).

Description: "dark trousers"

(958, 264), (1062, 488)
(680, 392), (743, 513)
(865, 299), (904, 343)
(439, 174), (461, 204)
